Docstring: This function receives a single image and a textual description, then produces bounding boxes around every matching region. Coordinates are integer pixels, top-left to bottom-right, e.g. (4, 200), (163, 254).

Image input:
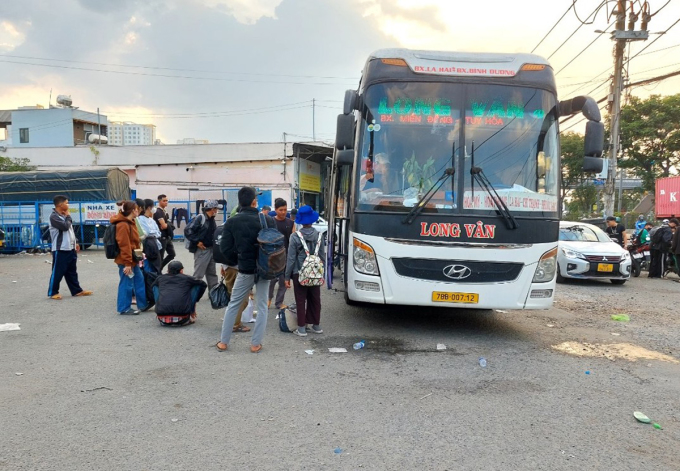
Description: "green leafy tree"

(619, 94), (680, 192)
(0, 156), (35, 172)
(560, 132), (586, 199)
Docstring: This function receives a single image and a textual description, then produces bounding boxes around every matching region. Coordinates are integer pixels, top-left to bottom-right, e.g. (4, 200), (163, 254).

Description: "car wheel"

(556, 264), (565, 283)
(611, 279), (627, 285)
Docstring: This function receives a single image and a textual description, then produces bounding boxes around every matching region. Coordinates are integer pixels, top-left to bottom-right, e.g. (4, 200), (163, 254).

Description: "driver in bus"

(360, 153), (398, 196)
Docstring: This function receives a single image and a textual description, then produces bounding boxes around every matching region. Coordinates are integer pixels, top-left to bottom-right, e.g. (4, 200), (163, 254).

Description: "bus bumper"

(346, 236), (556, 310)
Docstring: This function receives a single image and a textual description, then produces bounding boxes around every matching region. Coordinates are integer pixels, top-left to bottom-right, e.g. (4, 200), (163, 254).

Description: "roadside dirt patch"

(552, 341), (679, 363)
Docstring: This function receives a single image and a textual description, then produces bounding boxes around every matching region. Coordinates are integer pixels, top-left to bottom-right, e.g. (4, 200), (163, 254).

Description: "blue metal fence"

(0, 197), (244, 253)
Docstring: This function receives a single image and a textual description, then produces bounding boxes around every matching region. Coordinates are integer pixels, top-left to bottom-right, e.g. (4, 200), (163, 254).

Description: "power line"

(547, 1), (608, 60)
(0, 59), (357, 86)
(0, 53), (359, 81)
(555, 19), (616, 76)
(103, 101), (312, 117)
(531, 1), (577, 53)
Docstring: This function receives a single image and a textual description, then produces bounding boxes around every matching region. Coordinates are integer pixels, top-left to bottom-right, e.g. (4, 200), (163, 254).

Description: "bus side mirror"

(336, 149), (354, 167)
(583, 120), (604, 173)
(344, 90), (359, 115)
(584, 120), (604, 157)
(335, 114), (354, 151)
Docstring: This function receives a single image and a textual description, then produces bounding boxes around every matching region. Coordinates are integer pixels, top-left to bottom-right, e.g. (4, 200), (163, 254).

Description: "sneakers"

(75, 290), (93, 296)
(119, 309), (140, 315)
(306, 324), (323, 334)
(292, 328), (307, 337)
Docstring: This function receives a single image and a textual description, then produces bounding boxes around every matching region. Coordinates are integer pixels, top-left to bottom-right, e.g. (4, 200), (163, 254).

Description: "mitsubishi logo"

(603, 257), (608, 262)
(443, 264), (472, 280)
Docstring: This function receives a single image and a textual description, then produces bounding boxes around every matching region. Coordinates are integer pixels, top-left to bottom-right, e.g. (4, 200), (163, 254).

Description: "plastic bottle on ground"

(353, 340), (365, 350)
(479, 357), (487, 367)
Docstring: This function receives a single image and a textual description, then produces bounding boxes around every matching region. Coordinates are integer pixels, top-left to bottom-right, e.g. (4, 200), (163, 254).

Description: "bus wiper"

(402, 168), (455, 225)
(469, 166), (519, 230)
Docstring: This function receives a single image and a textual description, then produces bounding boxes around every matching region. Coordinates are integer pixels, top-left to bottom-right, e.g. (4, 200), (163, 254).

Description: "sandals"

(250, 344), (262, 353)
(50, 294), (62, 300)
(216, 342), (228, 352)
(232, 324), (251, 333)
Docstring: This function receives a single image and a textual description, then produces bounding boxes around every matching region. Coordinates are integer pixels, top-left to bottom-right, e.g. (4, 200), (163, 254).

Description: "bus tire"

(344, 290), (359, 306)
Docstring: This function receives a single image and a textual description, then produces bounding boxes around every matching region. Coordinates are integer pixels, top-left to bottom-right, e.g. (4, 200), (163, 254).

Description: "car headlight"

(353, 238), (379, 275)
(534, 247), (557, 283)
(561, 248), (586, 260)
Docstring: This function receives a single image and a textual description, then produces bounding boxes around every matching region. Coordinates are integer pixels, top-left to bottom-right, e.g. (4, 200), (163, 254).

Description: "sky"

(1, 0), (679, 144)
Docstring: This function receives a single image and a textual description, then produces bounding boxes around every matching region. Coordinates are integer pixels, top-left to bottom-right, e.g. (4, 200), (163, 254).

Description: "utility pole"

(312, 98), (316, 141)
(604, 0), (649, 217)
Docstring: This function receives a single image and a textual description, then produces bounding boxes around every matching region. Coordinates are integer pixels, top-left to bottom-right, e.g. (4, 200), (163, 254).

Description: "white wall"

(5, 142), (292, 166)
(11, 108), (73, 147)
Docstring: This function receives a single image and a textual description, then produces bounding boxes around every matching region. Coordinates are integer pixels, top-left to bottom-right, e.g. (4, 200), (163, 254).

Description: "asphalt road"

(1, 248), (679, 470)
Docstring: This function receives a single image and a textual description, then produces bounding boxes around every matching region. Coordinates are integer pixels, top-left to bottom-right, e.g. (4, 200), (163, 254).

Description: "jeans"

(220, 273), (269, 347)
(160, 237), (176, 270)
(117, 264), (148, 313)
(224, 266), (250, 326)
(268, 273), (287, 308)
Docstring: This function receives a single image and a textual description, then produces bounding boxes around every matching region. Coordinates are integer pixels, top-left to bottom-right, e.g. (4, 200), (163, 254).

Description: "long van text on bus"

(420, 221), (497, 239)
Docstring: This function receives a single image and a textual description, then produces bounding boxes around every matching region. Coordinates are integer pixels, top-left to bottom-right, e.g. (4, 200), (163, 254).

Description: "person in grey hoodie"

(47, 195), (93, 300)
(284, 205), (325, 336)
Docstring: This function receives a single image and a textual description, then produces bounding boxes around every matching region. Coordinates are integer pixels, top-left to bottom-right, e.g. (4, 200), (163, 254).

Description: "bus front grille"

(392, 258), (524, 283)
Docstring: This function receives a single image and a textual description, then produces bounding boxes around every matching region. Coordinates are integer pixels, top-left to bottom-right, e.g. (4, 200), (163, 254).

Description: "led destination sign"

(377, 97), (546, 127)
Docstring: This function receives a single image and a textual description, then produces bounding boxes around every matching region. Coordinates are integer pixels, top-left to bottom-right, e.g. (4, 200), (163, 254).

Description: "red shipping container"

(655, 176), (680, 218)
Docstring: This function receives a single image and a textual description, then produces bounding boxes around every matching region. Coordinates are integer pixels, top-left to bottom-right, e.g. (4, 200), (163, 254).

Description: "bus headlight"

(533, 247), (557, 283)
(353, 238), (379, 275)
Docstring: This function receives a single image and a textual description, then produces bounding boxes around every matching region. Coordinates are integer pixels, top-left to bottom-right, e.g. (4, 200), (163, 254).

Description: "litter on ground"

(328, 348), (347, 353)
(436, 344), (447, 351)
(0, 323), (21, 332)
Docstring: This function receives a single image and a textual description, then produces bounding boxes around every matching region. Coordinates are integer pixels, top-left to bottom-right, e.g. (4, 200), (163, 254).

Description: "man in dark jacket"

(669, 218), (680, 276)
(190, 199), (220, 290)
(216, 187), (276, 353)
(152, 261), (207, 326)
(649, 220), (673, 278)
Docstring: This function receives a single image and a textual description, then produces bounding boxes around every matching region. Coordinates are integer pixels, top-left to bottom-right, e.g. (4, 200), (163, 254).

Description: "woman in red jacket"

(110, 201), (148, 314)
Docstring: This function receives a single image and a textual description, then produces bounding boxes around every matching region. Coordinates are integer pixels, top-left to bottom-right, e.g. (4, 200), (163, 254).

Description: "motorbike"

(628, 242), (650, 277)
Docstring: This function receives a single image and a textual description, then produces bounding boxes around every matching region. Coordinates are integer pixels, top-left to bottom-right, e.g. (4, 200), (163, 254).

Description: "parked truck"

(0, 168), (131, 252)
(655, 176), (680, 219)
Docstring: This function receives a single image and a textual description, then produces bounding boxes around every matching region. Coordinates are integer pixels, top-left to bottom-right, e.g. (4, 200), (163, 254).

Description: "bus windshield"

(356, 82), (559, 218)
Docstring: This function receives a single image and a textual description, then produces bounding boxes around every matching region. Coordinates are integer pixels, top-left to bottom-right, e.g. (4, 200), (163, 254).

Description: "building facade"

(0, 106), (108, 148)
(108, 122), (156, 146)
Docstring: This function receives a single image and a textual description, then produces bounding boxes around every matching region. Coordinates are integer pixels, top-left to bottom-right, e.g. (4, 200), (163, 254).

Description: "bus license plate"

(432, 292), (479, 304)
(597, 263), (614, 272)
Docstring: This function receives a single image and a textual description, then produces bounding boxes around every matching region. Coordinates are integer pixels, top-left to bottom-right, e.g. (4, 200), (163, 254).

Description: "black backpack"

(213, 223), (230, 265)
(103, 223), (120, 259)
(256, 213), (286, 280)
(183, 213), (205, 250)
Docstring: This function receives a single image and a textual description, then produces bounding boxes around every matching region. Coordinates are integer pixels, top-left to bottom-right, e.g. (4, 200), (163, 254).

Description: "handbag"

(209, 279), (230, 310)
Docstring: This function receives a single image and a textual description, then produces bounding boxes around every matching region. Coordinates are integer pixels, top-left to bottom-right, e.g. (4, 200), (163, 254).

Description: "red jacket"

(110, 213), (141, 267)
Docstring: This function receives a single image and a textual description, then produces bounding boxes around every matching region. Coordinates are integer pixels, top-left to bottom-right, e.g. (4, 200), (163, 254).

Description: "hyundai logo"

(443, 264), (472, 280)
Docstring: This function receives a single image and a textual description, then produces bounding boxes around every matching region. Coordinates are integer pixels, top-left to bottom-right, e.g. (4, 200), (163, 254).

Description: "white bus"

(327, 49), (604, 309)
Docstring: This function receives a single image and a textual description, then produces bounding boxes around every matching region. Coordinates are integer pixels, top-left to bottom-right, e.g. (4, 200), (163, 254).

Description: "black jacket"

(152, 273), (207, 315)
(672, 229), (680, 255)
(219, 206), (276, 274)
(651, 225), (673, 250)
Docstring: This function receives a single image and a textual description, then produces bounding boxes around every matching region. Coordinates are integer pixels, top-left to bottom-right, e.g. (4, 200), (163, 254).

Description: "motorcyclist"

(634, 214), (647, 237)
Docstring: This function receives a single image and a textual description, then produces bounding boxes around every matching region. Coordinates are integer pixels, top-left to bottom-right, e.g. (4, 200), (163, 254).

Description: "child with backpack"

(284, 205), (325, 337)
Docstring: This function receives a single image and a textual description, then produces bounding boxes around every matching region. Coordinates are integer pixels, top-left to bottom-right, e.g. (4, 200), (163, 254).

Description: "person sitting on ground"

(152, 261), (207, 326)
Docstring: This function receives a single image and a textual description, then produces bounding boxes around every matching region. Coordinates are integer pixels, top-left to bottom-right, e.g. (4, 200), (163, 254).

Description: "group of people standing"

(617, 215), (680, 278)
(216, 187), (325, 353)
(47, 186), (326, 353)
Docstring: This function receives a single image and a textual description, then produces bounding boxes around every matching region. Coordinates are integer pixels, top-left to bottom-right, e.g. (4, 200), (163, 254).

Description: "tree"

(560, 132), (586, 199)
(0, 156), (35, 172)
(561, 132), (600, 219)
(619, 94), (680, 192)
